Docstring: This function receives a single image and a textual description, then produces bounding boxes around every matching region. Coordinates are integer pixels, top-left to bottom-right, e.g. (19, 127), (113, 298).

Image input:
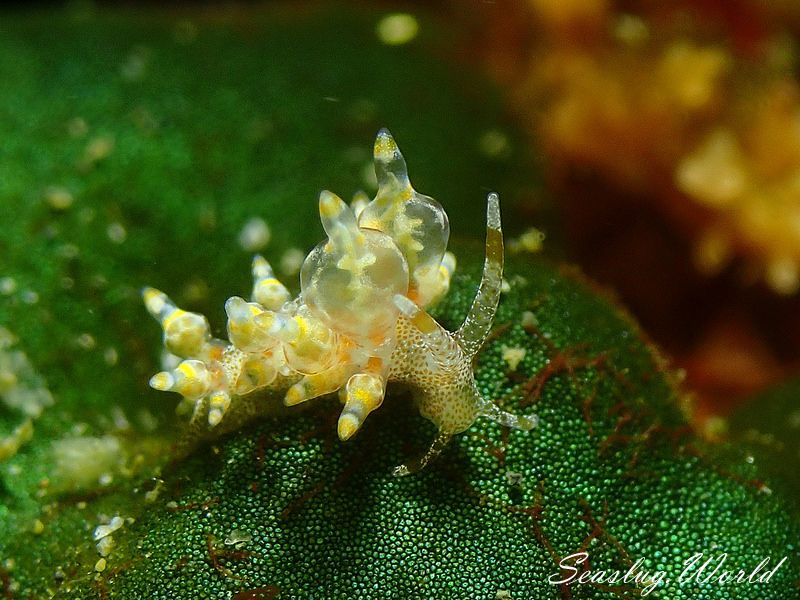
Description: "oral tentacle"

(455, 192), (504, 359)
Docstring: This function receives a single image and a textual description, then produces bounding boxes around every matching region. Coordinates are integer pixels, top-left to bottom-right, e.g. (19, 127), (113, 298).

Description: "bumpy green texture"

(57, 254), (800, 599)
(0, 5), (532, 597)
(729, 379), (800, 519)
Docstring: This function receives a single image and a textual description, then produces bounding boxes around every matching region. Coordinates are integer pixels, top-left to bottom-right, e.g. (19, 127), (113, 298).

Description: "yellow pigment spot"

(142, 288), (166, 314)
(149, 372), (172, 391)
(319, 194), (342, 218)
(374, 134), (398, 159)
(411, 311), (438, 334)
(161, 310), (186, 330)
(177, 362), (197, 378)
(501, 346), (526, 371)
(338, 415), (358, 440)
(285, 385), (304, 406)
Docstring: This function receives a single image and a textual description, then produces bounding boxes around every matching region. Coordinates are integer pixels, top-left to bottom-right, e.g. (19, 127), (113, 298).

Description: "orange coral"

(509, 0), (800, 294)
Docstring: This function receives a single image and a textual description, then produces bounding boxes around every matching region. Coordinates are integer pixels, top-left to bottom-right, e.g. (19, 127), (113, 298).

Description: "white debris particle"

(70, 422), (89, 436)
(94, 515), (124, 541)
(2, 385), (52, 418)
(280, 247), (305, 277)
(107, 222), (127, 244)
(376, 13), (419, 46)
(0, 419), (34, 462)
(509, 227), (546, 254)
(44, 186), (74, 211)
(96, 536), (114, 557)
(521, 311), (538, 328)
(50, 435), (124, 493)
(144, 478), (164, 503)
(501, 346), (526, 371)
(0, 277), (16, 296)
(224, 529), (253, 548)
(80, 135), (115, 170)
(504, 470), (524, 486)
(500, 279), (511, 294)
(103, 347), (119, 366)
(76, 333), (96, 350)
(110, 406), (130, 431)
(21, 290), (39, 305)
(0, 329), (54, 418)
(479, 129), (511, 158)
(238, 217), (271, 252)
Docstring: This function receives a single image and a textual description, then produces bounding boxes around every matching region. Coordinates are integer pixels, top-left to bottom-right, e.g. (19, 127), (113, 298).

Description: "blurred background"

(413, 0), (800, 427)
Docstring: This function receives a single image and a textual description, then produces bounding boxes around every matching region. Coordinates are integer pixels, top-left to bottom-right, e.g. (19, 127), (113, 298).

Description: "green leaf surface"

(728, 378), (800, 519)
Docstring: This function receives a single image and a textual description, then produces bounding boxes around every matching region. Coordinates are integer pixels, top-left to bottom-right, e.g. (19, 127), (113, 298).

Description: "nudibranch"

(143, 129), (537, 475)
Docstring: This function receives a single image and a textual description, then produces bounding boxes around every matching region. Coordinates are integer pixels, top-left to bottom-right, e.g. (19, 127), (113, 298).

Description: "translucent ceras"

(143, 129), (537, 474)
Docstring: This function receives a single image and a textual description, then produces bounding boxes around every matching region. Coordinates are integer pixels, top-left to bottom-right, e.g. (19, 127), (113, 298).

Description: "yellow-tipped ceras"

(143, 129), (536, 474)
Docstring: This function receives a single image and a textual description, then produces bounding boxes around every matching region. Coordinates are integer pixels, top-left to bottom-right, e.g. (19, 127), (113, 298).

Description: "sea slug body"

(144, 129), (537, 474)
